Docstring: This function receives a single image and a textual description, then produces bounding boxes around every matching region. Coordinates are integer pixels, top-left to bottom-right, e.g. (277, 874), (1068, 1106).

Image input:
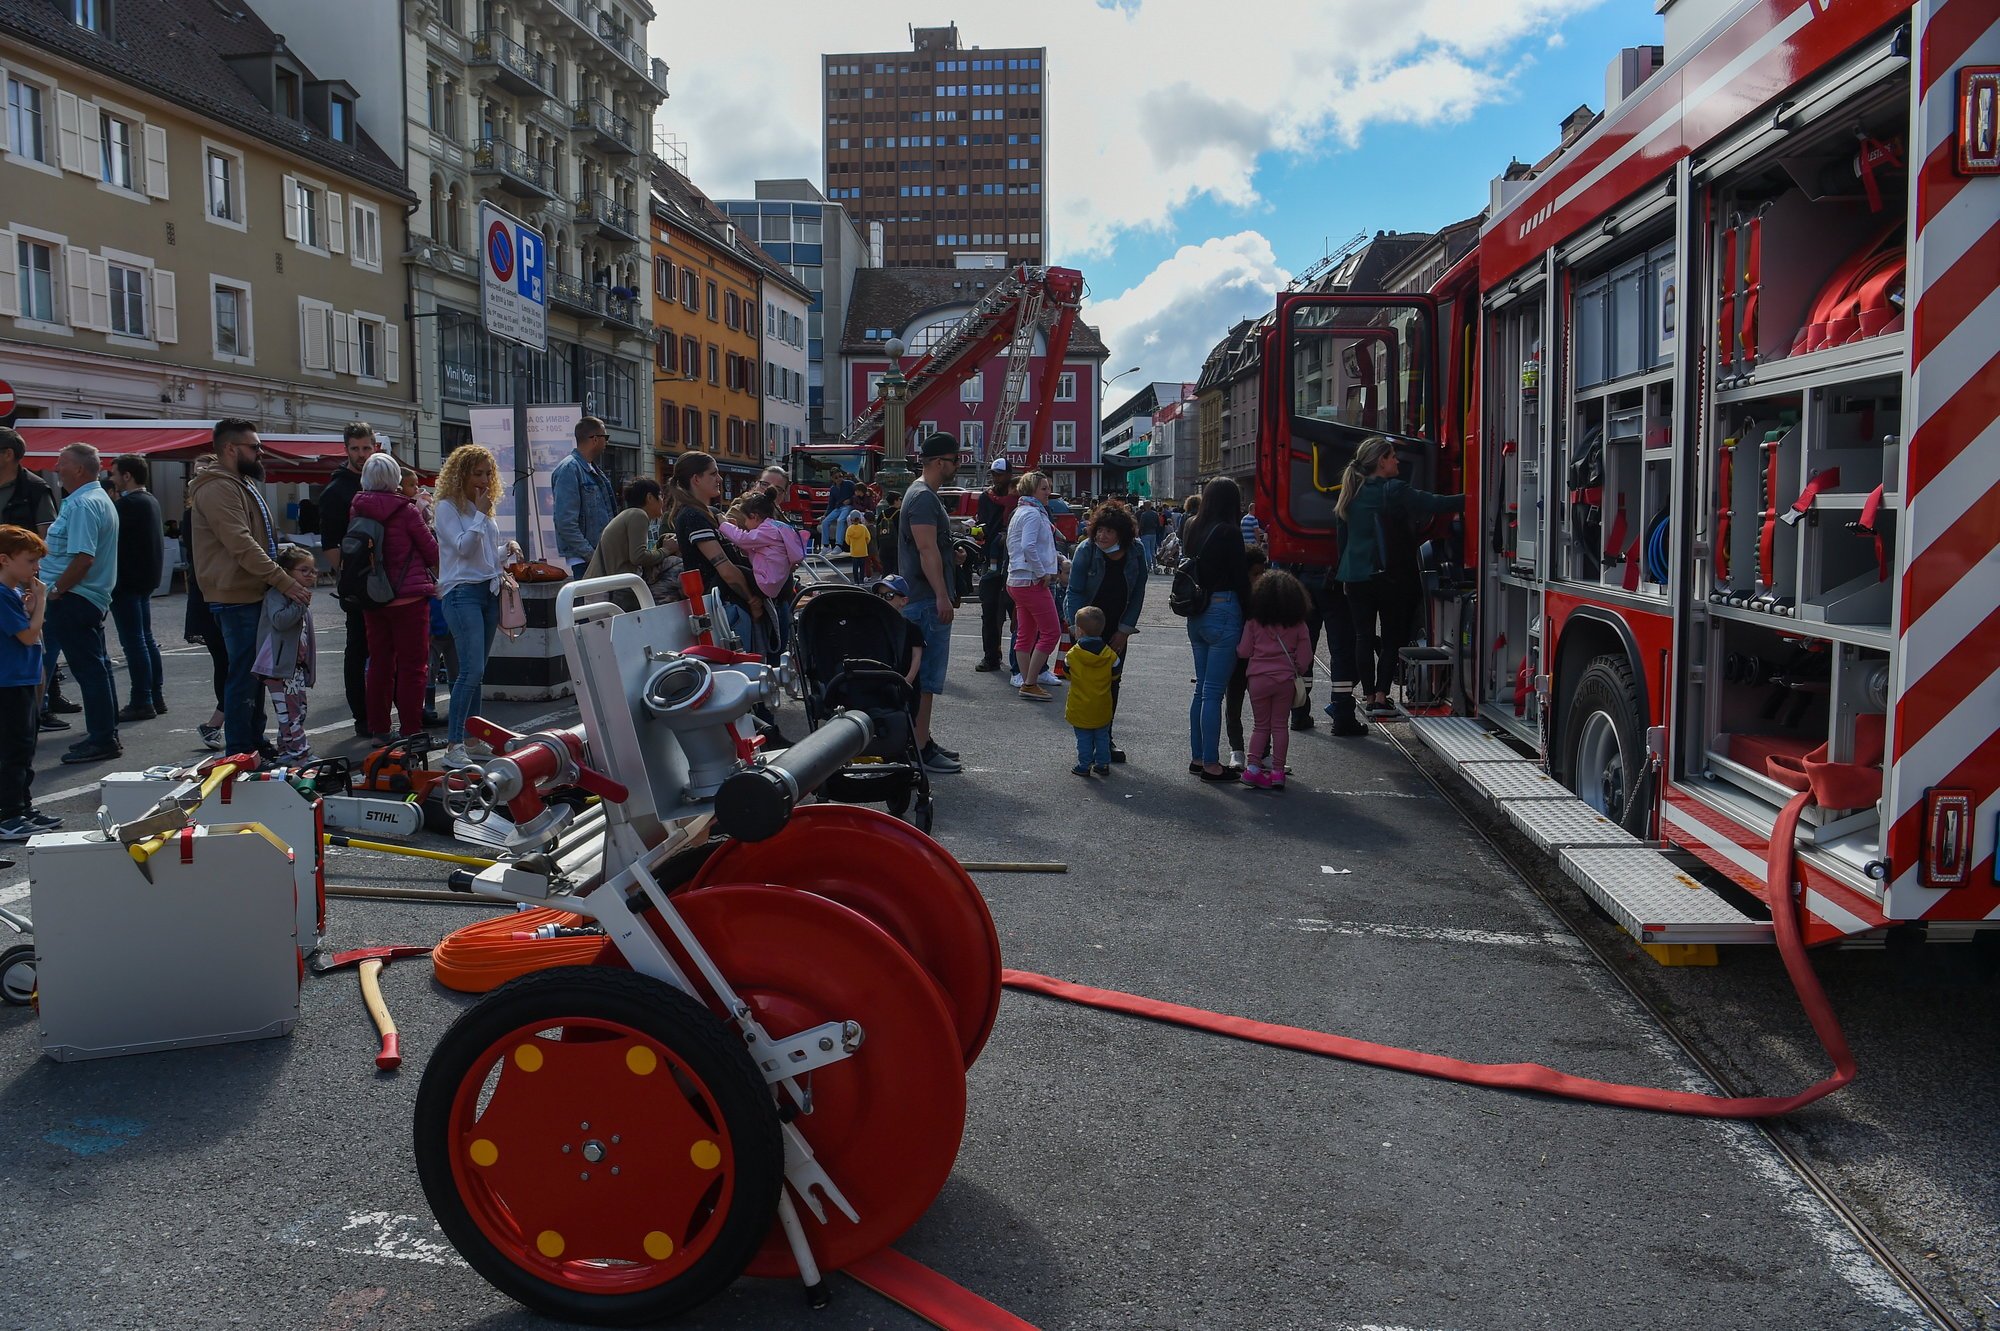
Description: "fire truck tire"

(414, 968), (782, 1326)
(0, 944), (35, 1006)
(1559, 654), (1648, 833)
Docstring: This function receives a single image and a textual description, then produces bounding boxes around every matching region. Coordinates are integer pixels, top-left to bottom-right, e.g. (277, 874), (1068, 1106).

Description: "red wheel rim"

(445, 1016), (740, 1294)
(660, 886), (966, 1277)
(687, 804), (1002, 1066)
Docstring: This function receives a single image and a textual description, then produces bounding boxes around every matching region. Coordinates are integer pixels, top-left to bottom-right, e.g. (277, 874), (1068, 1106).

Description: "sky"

(649, 1), (1670, 414)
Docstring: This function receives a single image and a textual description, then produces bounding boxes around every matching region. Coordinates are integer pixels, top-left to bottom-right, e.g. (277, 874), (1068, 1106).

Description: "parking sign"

(478, 202), (547, 351)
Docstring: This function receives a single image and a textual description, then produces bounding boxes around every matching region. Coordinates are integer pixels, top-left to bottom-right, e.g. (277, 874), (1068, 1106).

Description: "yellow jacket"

(1064, 640), (1118, 729)
(845, 522), (872, 557)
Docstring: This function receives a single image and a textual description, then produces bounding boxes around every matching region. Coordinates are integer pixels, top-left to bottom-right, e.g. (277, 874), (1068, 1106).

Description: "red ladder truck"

(1258, 0), (1998, 955)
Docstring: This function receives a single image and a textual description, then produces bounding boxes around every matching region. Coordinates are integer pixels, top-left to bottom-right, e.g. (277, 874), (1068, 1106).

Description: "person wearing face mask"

(1063, 499), (1146, 762)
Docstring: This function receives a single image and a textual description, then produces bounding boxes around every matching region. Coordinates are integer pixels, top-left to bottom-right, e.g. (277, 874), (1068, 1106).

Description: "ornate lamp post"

(875, 336), (913, 494)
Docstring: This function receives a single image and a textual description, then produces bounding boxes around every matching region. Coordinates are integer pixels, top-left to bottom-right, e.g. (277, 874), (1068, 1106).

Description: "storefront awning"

(15, 420), (382, 481)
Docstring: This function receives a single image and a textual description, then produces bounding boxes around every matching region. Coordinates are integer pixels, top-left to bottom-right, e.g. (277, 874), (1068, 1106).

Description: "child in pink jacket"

(1236, 569), (1312, 790)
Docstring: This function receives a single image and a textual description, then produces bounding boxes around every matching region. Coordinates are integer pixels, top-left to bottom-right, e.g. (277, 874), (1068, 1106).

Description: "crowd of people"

(0, 413), (1458, 840)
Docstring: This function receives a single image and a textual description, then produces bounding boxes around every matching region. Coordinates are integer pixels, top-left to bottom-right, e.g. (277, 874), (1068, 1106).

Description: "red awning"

(16, 422), (214, 464)
(15, 421), (378, 481)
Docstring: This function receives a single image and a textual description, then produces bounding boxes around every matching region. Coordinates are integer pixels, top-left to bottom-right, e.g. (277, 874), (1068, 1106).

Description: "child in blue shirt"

(0, 525), (53, 841)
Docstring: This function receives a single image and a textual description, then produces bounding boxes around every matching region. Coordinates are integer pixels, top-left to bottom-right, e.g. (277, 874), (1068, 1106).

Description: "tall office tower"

(822, 23), (1046, 269)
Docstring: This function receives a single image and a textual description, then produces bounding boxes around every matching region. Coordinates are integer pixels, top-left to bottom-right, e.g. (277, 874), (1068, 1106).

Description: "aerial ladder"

(840, 265), (1085, 471)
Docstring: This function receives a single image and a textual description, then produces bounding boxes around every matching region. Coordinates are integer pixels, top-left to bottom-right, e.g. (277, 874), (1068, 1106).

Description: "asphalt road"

(0, 585), (1987, 1330)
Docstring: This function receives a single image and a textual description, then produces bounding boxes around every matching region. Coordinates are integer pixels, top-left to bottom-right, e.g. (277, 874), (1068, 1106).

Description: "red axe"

(312, 945), (432, 1070)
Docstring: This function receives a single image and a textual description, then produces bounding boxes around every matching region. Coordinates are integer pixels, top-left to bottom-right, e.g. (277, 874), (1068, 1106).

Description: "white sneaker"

(1009, 673), (1025, 687)
(1228, 749), (1245, 768)
(1037, 669), (1061, 686)
(441, 743), (474, 770)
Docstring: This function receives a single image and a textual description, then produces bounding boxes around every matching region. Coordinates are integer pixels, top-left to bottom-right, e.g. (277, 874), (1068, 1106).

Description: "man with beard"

(189, 419), (312, 755)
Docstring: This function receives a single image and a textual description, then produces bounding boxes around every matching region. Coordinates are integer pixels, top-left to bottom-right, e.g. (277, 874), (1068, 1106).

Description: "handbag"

(1277, 632), (1310, 710)
(497, 575), (526, 639)
(508, 559), (569, 584)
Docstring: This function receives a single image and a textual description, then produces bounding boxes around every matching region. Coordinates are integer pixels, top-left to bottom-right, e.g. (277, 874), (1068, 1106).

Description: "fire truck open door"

(1260, 294), (1441, 565)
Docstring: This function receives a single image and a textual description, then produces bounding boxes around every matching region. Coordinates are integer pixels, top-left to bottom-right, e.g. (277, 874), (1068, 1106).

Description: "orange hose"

(431, 907), (608, 992)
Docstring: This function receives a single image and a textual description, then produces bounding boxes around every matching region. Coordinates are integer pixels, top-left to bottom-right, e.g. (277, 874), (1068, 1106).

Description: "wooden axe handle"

(357, 957), (401, 1070)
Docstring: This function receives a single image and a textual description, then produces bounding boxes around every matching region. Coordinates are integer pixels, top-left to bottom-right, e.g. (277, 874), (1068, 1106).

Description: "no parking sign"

(477, 203), (547, 351)
(0, 380), (17, 427)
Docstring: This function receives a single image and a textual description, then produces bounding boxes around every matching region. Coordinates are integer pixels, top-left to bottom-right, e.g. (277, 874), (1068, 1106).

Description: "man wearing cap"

(895, 432), (964, 774)
(973, 456), (1017, 674)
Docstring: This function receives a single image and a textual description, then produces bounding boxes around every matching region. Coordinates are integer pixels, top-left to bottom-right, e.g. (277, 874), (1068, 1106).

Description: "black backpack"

(1167, 526), (1215, 617)
(336, 514), (398, 611)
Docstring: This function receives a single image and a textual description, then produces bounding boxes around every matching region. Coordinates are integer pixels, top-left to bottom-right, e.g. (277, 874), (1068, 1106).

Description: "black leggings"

(1346, 579), (1412, 698)
(204, 627), (229, 709)
(1224, 658), (1249, 751)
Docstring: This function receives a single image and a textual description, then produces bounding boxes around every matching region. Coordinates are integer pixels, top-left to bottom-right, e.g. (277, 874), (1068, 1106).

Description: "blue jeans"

(110, 591), (164, 709)
(1186, 591), (1243, 765)
(723, 600), (755, 651)
(902, 599), (951, 695)
(1073, 725), (1110, 770)
(441, 584), (500, 745)
(44, 594), (119, 748)
(1141, 533), (1159, 569)
(209, 602), (266, 755)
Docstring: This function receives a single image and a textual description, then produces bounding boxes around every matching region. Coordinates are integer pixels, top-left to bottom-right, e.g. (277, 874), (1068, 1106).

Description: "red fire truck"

(1258, 0), (1997, 953)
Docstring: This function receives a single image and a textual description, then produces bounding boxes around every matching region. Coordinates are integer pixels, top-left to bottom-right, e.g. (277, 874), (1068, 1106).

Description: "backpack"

(1167, 526), (1215, 617)
(336, 513), (398, 611)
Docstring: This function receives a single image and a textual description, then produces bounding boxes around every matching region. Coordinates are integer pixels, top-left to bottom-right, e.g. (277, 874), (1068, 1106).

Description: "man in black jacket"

(972, 457), (1016, 672)
(109, 455), (166, 720)
(315, 422), (378, 736)
(0, 428), (56, 535)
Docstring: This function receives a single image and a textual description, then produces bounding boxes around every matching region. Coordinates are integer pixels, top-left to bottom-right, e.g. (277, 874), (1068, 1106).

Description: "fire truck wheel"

(414, 968), (781, 1326)
(1559, 654), (1648, 833)
(0, 944), (35, 1006)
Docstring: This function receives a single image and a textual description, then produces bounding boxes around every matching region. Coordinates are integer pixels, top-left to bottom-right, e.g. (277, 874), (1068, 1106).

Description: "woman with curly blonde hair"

(433, 444), (520, 766)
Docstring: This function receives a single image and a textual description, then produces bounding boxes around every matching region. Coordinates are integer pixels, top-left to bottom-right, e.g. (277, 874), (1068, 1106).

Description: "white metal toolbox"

(28, 826), (301, 1062)
(99, 770), (324, 955)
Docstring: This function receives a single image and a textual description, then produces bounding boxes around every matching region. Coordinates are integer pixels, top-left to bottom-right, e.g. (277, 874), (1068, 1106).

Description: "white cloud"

(649, 1), (1605, 260)
(1087, 232), (1291, 409)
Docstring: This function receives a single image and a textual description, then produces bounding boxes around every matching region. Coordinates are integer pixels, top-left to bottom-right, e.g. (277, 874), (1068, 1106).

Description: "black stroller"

(787, 582), (934, 831)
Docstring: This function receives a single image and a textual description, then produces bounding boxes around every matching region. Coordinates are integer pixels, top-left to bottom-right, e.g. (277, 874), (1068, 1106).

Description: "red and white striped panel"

(1885, 0), (2000, 921)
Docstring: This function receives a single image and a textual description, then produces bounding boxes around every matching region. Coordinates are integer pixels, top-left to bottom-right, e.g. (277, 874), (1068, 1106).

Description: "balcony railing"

(469, 30), (554, 98)
(471, 138), (556, 199)
(549, 271), (602, 315)
(576, 191), (639, 240)
(601, 293), (644, 330)
(571, 98), (637, 155)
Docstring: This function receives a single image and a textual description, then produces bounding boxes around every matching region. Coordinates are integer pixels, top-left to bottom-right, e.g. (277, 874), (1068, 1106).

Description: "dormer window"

(69, 0), (102, 33)
(276, 69), (300, 120)
(328, 96), (351, 143)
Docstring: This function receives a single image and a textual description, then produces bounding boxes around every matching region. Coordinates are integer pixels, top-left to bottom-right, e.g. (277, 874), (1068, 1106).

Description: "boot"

(1327, 694), (1368, 737)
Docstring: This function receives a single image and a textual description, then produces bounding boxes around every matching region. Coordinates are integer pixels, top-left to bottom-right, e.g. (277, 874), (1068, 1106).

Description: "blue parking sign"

(516, 230), (544, 304)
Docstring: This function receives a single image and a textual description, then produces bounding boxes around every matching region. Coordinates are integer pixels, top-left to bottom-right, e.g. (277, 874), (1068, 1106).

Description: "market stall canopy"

(14, 420), (393, 482)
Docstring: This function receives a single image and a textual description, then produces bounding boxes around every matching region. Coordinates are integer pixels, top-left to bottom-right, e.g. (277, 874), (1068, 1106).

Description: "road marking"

(278, 1209), (463, 1267)
(1287, 918), (1584, 951)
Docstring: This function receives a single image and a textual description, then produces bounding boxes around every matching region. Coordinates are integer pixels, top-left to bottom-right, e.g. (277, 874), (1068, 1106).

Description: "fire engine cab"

(1258, 0), (1998, 953)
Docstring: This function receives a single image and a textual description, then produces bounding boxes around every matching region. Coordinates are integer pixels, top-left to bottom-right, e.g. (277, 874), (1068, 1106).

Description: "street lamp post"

(876, 337), (913, 495)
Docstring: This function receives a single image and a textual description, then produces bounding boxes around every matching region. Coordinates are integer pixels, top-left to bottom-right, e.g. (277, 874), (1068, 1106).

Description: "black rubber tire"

(1558, 653), (1648, 833)
(884, 786), (912, 817)
(414, 967), (781, 1326)
(0, 943), (35, 1006)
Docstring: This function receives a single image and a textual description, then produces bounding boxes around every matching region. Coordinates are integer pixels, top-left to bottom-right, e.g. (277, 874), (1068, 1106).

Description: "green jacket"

(1334, 476), (1464, 584)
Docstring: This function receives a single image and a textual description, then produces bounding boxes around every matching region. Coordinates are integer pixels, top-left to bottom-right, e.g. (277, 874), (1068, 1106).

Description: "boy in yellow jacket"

(1064, 605), (1119, 776)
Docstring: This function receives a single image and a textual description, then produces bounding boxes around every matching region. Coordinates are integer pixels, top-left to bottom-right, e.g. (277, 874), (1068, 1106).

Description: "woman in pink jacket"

(349, 453), (440, 742)
(722, 489), (807, 653)
(1236, 568), (1312, 790)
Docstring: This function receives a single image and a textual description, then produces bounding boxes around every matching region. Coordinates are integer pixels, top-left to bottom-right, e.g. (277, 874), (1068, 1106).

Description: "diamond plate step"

(1403, 715), (1525, 765)
(1560, 847), (1774, 945)
(1506, 799), (1640, 851)
(1461, 762), (1570, 803)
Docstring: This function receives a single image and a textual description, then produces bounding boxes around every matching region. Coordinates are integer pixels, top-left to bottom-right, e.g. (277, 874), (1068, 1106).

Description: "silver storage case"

(28, 827), (301, 1062)
(1575, 274), (1609, 388)
(1609, 255), (1649, 381)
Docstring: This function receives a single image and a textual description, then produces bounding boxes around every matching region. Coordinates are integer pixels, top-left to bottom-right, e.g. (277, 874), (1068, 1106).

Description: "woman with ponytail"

(1181, 475), (1251, 781)
(1334, 436), (1465, 716)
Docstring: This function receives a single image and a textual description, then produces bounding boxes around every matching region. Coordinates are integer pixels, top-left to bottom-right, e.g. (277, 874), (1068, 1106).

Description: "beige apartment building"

(0, 0), (415, 442)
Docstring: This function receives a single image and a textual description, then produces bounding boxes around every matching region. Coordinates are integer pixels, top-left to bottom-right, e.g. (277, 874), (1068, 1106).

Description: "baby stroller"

(787, 582), (934, 831)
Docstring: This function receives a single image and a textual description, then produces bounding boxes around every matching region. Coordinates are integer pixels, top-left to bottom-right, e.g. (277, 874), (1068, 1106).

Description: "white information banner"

(468, 403), (580, 566)
(477, 201), (547, 351)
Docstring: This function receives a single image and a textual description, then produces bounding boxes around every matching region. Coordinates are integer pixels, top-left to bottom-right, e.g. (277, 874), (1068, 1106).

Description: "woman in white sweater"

(432, 445), (519, 768)
(1006, 470), (1063, 701)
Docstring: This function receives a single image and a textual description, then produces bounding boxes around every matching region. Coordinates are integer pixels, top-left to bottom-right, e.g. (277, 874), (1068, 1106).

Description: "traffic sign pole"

(475, 202), (548, 553)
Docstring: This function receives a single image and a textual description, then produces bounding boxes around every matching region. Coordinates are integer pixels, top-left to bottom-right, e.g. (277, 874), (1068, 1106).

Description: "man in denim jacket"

(551, 416), (616, 576)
